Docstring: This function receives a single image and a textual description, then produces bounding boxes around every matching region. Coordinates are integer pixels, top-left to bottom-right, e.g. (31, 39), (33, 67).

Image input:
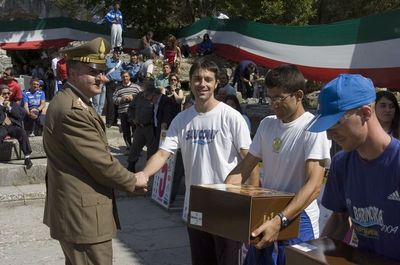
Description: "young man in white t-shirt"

(226, 64), (331, 265)
(135, 58), (256, 265)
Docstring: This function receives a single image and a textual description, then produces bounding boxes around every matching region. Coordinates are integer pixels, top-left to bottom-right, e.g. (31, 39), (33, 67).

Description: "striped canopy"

(178, 9), (400, 89)
(0, 17), (140, 50)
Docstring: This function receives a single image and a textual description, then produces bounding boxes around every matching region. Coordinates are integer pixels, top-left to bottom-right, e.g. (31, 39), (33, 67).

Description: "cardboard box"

(188, 184), (299, 244)
(286, 237), (399, 265)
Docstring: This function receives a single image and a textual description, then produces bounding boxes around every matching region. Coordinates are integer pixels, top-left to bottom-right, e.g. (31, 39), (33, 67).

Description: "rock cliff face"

(0, 0), (65, 20)
(0, 49), (12, 73)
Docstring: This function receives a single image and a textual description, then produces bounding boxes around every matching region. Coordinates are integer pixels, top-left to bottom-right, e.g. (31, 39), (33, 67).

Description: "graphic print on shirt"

(346, 198), (399, 238)
(272, 137), (283, 153)
(185, 129), (219, 145)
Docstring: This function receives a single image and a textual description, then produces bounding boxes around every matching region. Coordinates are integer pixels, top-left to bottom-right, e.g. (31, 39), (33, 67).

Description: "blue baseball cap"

(306, 74), (376, 132)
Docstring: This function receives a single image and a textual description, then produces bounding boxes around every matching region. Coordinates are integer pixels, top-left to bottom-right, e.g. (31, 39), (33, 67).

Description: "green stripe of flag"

(178, 8), (400, 46)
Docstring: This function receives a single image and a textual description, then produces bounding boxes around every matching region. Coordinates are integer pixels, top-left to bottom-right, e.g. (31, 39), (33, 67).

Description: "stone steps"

(0, 125), (130, 187)
(0, 152), (132, 187)
(0, 183), (46, 204)
(0, 136), (46, 161)
(0, 158), (47, 186)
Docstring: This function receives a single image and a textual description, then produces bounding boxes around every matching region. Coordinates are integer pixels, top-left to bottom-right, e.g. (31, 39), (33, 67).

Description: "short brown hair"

(264, 64), (305, 94)
(189, 58), (220, 81)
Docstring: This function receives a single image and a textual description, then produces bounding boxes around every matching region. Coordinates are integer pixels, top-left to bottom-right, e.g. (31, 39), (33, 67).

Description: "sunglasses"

(170, 78), (177, 81)
(1, 92), (11, 95)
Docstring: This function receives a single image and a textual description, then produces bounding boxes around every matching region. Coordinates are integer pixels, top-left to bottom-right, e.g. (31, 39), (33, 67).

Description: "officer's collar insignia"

(77, 98), (88, 110)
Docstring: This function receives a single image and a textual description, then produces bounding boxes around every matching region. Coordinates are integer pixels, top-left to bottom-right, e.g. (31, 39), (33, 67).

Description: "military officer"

(42, 37), (149, 265)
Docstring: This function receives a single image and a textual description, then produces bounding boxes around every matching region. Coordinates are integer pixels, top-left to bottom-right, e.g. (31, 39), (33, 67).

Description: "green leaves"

(50, 0), (400, 40)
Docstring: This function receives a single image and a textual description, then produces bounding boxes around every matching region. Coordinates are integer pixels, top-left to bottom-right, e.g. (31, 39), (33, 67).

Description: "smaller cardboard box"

(188, 184), (299, 244)
(286, 237), (399, 265)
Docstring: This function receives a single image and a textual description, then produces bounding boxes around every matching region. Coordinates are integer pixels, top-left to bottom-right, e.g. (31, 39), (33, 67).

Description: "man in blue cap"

(307, 74), (400, 262)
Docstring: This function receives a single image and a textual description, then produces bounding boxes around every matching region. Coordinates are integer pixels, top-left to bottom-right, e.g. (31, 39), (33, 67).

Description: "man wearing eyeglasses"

(306, 74), (400, 262)
(0, 84), (33, 168)
(226, 64), (331, 265)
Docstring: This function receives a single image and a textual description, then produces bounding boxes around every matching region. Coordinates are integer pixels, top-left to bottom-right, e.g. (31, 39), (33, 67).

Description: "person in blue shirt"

(123, 51), (141, 83)
(232, 60), (258, 99)
(104, 47), (123, 127)
(104, 1), (123, 49)
(23, 78), (46, 136)
(307, 74), (400, 262)
(154, 63), (171, 93)
(197, 33), (214, 56)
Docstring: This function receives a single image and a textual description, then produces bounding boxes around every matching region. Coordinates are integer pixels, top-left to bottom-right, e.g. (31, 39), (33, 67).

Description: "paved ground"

(0, 195), (190, 265)
(0, 124), (192, 265)
(0, 184), (332, 265)
(0, 124), (332, 265)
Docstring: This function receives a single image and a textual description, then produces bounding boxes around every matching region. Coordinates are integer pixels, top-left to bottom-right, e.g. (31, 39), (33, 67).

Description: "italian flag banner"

(0, 17), (139, 50)
(177, 9), (400, 89)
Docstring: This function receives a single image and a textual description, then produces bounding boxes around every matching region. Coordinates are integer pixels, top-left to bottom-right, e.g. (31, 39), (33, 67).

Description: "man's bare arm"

(252, 159), (325, 249)
(280, 159), (325, 221)
(137, 149), (172, 179)
(225, 152), (260, 185)
(239, 149), (260, 186)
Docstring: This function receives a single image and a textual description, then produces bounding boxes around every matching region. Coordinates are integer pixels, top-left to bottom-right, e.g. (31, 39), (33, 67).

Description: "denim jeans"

(93, 85), (106, 115)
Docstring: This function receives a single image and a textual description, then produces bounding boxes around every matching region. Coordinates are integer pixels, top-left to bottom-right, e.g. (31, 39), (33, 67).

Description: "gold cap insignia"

(62, 37), (111, 71)
(99, 39), (106, 60)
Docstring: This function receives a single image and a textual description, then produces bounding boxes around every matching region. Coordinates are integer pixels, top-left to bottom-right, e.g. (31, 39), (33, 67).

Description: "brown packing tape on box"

(188, 184), (300, 244)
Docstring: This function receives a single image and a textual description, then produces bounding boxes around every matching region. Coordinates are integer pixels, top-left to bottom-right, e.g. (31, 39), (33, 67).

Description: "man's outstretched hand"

(134, 171), (149, 192)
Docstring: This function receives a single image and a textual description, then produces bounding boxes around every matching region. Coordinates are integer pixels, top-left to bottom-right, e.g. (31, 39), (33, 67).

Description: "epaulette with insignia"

(77, 98), (89, 110)
(71, 98), (88, 110)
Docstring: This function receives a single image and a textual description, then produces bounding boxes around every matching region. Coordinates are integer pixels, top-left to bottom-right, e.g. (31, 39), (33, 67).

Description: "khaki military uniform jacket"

(43, 84), (136, 244)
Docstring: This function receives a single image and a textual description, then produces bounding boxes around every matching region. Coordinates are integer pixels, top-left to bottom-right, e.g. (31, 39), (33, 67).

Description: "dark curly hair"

(376, 91), (400, 138)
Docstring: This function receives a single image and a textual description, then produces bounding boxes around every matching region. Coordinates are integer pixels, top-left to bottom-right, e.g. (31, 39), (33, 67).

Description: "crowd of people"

(1, 6), (399, 263)
(0, 69), (50, 168)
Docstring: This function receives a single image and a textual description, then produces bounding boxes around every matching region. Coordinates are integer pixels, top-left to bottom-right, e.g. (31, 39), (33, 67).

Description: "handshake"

(134, 171), (150, 192)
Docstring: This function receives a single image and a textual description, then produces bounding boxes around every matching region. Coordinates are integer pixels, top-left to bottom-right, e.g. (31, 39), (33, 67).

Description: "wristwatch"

(277, 212), (289, 228)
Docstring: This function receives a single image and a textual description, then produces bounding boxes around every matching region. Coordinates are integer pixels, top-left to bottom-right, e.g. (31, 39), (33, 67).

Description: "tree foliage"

(216, 0), (316, 25)
(50, 0), (400, 39)
(315, 0), (400, 24)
